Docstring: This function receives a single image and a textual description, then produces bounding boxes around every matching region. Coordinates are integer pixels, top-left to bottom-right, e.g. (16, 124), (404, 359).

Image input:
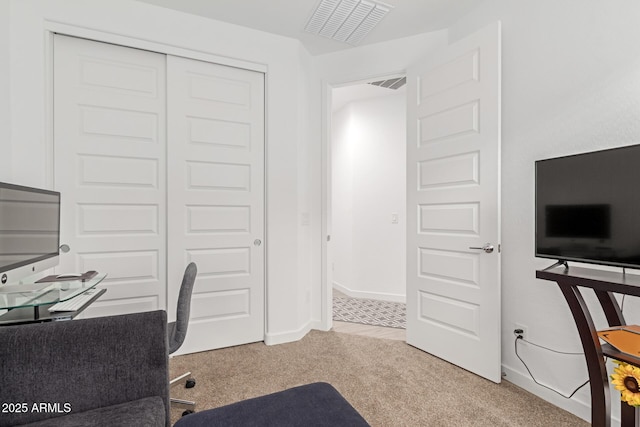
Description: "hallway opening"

(329, 76), (407, 341)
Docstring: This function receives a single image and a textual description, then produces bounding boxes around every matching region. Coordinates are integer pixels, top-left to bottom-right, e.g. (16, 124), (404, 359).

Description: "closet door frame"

(43, 22), (268, 335)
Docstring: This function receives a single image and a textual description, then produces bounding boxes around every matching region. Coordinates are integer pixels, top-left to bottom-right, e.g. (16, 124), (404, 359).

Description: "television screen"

(535, 144), (640, 268)
(545, 204), (610, 239)
(0, 182), (61, 274)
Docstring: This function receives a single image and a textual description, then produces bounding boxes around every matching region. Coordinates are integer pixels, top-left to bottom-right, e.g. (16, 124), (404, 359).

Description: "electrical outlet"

(514, 323), (528, 340)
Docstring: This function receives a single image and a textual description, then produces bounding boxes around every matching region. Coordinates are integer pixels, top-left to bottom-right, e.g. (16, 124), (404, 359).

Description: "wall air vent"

(368, 76), (406, 90)
(305, 0), (393, 45)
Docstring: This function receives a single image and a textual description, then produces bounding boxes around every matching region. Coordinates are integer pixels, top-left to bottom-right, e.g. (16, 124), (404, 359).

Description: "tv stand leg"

(621, 401), (640, 427)
(544, 260), (569, 271)
(558, 283), (610, 427)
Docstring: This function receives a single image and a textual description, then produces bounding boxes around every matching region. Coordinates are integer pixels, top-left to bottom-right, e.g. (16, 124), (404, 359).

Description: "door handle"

(469, 243), (494, 253)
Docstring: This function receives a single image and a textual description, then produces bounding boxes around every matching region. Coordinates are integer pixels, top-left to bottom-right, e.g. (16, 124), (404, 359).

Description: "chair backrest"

(168, 262), (197, 354)
(0, 310), (170, 426)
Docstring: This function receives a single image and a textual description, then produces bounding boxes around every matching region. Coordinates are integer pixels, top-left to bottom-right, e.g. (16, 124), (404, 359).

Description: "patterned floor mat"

(333, 296), (406, 329)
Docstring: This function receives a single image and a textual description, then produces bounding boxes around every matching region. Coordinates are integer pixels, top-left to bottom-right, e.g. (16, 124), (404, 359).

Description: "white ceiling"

(136, 0), (480, 55)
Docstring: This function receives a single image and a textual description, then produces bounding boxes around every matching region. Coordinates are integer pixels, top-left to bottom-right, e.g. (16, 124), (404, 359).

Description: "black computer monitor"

(0, 182), (61, 285)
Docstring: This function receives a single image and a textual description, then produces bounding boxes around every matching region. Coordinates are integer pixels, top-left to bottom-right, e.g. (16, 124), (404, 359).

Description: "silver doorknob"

(254, 239), (262, 246)
(469, 243), (494, 253)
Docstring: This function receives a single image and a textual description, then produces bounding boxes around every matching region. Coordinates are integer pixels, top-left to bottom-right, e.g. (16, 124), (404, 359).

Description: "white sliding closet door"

(54, 35), (266, 351)
(53, 35), (167, 316)
(167, 56), (265, 354)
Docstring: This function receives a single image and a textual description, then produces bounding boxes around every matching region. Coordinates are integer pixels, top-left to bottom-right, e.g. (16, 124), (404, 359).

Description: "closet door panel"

(53, 34), (167, 316)
(167, 56), (265, 354)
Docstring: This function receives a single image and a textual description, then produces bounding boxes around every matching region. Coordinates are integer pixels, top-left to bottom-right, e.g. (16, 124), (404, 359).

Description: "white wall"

(6, 0), (317, 345)
(295, 42), (318, 328)
(331, 103), (355, 297)
(449, 1), (640, 422)
(331, 92), (406, 302)
(0, 0), (10, 182)
(315, 30), (448, 84)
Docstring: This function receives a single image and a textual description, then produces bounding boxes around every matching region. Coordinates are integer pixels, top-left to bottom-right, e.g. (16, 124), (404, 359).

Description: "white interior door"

(406, 22), (502, 382)
(53, 35), (167, 316)
(167, 56), (265, 354)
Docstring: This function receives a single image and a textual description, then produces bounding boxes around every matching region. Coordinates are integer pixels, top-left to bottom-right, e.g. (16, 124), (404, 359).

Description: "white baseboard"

(502, 363), (598, 424)
(309, 318), (331, 332)
(264, 321), (312, 346)
(332, 281), (406, 303)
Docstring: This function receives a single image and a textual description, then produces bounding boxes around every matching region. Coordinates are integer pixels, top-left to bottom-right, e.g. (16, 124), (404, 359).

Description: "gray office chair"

(168, 262), (198, 415)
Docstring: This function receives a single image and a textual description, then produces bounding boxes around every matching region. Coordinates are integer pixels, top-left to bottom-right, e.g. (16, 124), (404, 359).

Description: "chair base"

(171, 397), (196, 409)
(170, 371), (196, 411)
(170, 371), (192, 386)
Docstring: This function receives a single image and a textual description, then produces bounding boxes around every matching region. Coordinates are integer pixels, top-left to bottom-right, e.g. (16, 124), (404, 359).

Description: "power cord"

(515, 335), (583, 355)
(513, 332), (590, 399)
(515, 267), (631, 399)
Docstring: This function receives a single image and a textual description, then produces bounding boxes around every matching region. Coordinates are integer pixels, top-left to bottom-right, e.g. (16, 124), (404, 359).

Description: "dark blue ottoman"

(174, 382), (370, 427)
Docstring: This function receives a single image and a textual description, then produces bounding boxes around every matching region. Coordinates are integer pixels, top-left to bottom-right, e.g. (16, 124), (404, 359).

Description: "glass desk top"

(0, 274), (107, 310)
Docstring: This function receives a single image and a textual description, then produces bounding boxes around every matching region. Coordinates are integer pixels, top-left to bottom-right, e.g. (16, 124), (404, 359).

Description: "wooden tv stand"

(537, 264), (640, 427)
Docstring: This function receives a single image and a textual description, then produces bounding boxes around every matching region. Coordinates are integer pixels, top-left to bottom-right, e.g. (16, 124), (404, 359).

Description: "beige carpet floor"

(169, 330), (588, 426)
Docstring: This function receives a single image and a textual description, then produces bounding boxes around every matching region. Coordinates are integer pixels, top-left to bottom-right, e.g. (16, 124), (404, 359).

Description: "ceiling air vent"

(368, 76), (406, 90)
(305, 0), (393, 45)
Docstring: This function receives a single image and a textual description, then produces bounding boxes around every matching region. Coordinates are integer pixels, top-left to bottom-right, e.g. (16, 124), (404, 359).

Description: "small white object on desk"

(55, 273), (83, 279)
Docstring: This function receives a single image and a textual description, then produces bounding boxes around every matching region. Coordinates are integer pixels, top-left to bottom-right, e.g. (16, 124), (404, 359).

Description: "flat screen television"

(535, 144), (640, 269)
(0, 182), (61, 285)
